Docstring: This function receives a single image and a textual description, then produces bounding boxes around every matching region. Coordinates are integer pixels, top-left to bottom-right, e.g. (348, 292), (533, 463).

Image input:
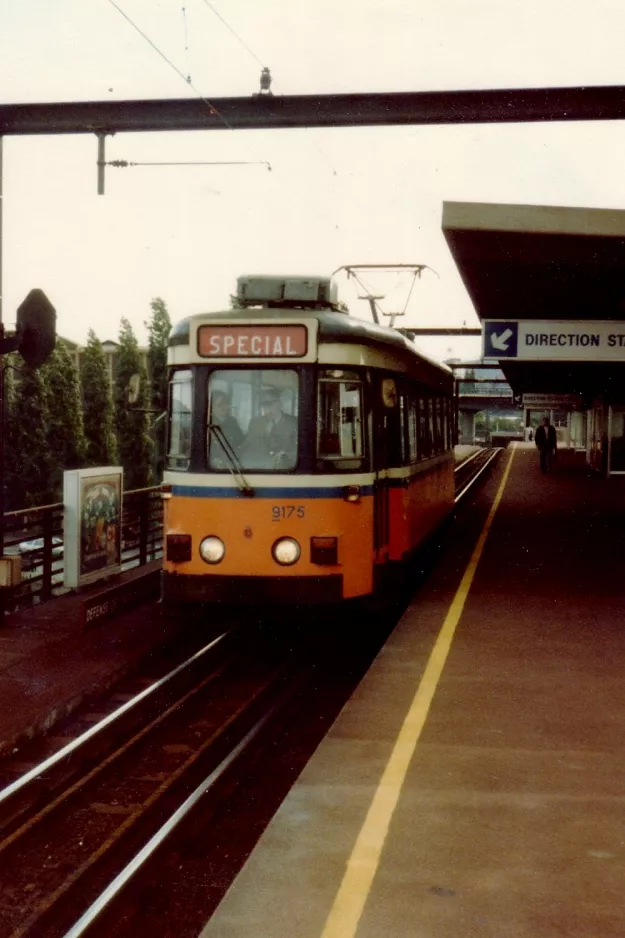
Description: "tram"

(161, 274), (455, 604)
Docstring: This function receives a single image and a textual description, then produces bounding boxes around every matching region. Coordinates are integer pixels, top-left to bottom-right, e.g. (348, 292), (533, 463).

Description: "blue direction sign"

(483, 320), (518, 357)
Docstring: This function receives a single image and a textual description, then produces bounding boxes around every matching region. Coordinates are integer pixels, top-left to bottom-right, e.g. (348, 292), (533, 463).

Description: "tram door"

(373, 377), (400, 564)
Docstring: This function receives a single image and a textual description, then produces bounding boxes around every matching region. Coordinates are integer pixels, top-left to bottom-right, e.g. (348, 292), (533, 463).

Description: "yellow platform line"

(320, 444), (516, 938)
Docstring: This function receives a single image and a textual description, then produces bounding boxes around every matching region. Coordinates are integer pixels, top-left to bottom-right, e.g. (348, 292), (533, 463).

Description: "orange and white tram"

(161, 274), (455, 604)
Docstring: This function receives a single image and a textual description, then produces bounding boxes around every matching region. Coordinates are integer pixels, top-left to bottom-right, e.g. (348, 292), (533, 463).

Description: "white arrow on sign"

(490, 328), (513, 351)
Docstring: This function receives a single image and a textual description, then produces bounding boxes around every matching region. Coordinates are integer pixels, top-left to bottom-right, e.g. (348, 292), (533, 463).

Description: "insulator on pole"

(259, 67), (273, 95)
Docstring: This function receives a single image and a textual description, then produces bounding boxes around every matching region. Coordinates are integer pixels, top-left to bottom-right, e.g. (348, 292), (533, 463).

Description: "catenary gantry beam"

(2, 85), (625, 136)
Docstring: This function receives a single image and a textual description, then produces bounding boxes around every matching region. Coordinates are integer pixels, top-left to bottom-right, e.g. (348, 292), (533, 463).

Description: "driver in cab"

(208, 391), (244, 468)
(244, 389), (297, 468)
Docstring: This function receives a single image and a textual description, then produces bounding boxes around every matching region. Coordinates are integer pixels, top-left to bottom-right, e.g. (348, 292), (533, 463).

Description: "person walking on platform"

(535, 416), (557, 473)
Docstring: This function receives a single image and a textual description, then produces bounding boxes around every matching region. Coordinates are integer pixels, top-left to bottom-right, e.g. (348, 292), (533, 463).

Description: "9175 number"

(272, 506), (305, 521)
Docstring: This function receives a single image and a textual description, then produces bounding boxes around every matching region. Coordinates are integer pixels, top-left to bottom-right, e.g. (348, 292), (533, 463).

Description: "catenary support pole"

(97, 133), (106, 195)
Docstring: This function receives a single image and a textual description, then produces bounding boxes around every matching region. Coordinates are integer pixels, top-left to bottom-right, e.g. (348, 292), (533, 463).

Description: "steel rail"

(2, 85), (625, 137)
(7, 660), (292, 938)
(454, 448), (502, 504)
(0, 630), (229, 808)
(61, 703), (278, 938)
(454, 448), (485, 473)
(0, 631), (310, 938)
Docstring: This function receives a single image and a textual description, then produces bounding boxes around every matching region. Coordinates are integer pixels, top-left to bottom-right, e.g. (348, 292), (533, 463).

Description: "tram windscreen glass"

(167, 369), (193, 470)
(207, 369), (299, 471)
(317, 372), (364, 470)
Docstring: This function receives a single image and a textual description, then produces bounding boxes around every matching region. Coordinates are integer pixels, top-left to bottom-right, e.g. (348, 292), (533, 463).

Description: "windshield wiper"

(207, 425), (255, 497)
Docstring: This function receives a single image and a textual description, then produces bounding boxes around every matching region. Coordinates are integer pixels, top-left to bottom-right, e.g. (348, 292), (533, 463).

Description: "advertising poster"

(64, 467), (123, 588)
(79, 474), (122, 577)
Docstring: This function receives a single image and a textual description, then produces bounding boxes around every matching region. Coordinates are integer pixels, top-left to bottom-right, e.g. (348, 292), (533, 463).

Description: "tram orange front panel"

(164, 491), (375, 599)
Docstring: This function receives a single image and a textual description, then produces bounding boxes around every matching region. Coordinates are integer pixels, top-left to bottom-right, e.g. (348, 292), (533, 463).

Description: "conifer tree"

(82, 329), (118, 467)
(145, 297), (171, 414)
(145, 297), (171, 481)
(114, 318), (152, 489)
(3, 353), (21, 510)
(41, 342), (87, 499)
(8, 361), (54, 507)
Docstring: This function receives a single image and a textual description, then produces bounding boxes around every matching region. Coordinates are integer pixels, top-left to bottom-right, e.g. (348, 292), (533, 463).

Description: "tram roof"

(443, 200), (625, 400)
(169, 306), (453, 391)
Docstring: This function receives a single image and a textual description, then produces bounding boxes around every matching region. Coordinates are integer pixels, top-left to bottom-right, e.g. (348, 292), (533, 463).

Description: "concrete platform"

(0, 562), (177, 756)
(200, 443), (625, 938)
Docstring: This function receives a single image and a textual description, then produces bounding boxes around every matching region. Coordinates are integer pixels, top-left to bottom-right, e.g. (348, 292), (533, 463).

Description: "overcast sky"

(2, 0), (625, 361)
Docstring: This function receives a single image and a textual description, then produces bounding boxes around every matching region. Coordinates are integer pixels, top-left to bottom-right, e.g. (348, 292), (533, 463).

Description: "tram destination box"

(236, 274), (338, 307)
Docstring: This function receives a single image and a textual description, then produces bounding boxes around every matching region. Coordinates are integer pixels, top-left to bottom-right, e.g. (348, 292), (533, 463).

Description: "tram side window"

(444, 396), (452, 449)
(167, 369), (193, 470)
(407, 389), (419, 462)
(317, 371), (364, 470)
(448, 396), (456, 448)
(428, 395), (437, 454)
(373, 376), (403, 469)
(433, 396), (443, 453)
(440, 396), (448, 450)
(397, 385), (409, 465)
(418, 395), (431, 458)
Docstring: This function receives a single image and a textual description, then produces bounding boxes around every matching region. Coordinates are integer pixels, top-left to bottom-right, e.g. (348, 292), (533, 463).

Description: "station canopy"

(442, 201), (625, 402)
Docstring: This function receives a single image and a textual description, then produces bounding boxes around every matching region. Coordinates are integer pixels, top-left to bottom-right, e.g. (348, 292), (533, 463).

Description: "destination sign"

(458, 382), (513, 398)
(198, 324), (308, 358)
(522, 393), (582, 408)
(483, 320), (625, 360)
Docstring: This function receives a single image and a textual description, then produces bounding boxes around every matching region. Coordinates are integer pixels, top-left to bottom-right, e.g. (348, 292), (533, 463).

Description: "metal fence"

(3, 486), (163, 610)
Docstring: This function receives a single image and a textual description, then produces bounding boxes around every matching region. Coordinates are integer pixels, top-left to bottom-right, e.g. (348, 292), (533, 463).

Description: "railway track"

(0, 603), (398, 938)
(455, 446), (502, 502)
(0, 447), (503, 937)
(0, 617), (318, 938)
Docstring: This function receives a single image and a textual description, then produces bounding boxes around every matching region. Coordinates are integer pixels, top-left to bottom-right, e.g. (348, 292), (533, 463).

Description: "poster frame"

(63, 467), (123, 589)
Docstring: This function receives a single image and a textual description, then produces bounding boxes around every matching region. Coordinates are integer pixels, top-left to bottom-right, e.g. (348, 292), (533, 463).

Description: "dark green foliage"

(114, 318), (152, 489)
(145, 297), (171, 414)
(4, 354), (21, 510)
(6, 360), (54, 507)
(82, 330), (119, 467)
(145, 298), (171, 482)
(41, 342), (87, 499)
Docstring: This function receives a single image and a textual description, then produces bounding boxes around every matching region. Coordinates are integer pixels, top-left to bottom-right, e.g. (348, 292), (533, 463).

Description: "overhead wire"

(198, 0), (339, 178)
(190, 0), (343, 248)
(200, 0), (266, 68)
(108, 1), (217, 110)
(400, 268), (421, 316)
(181, 6), (192, 83)
(106, 0), (271, 168)
(108, 0), (342, 260)
(338, 266), (439, 326)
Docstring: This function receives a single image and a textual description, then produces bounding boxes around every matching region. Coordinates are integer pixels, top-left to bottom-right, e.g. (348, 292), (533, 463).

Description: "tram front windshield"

(207, 369), (299, 471)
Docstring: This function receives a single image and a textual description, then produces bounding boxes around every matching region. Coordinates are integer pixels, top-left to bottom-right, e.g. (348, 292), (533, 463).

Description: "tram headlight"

(272, 537), (301, 566)
(199, 536), (226, 565)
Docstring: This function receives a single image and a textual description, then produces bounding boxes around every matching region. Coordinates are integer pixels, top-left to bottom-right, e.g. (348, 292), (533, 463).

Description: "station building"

(443, 200), (625, 476)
